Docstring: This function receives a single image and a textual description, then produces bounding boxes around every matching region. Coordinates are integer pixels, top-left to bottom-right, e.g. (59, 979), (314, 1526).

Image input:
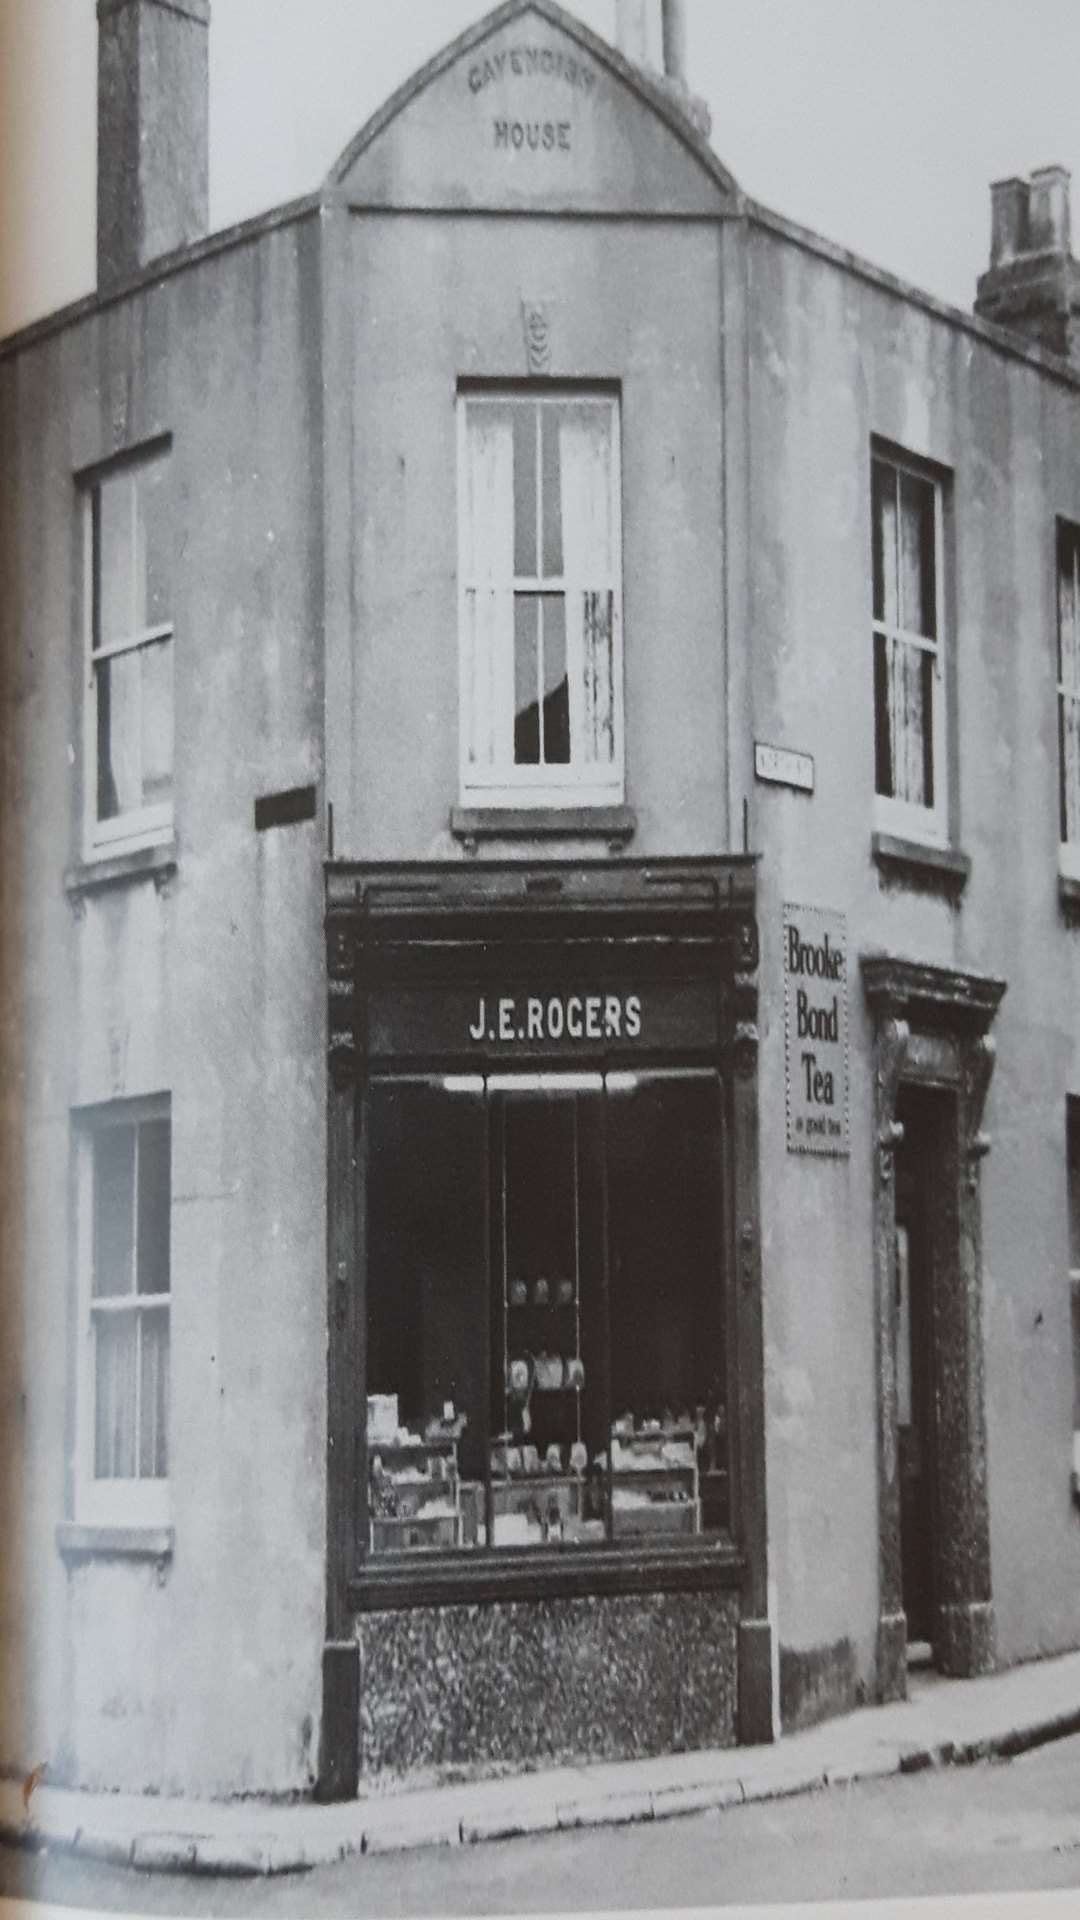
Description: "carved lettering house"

(2, 0), (1079, 1803)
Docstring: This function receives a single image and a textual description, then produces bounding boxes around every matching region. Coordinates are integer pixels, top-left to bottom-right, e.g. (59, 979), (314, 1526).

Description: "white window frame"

(1057, 520), (1080, 883)
(871, 449), (948, 848)
(82, 448), (174, 860)
(73, 1096), (171, 1529)
(457, 389), (625, 810)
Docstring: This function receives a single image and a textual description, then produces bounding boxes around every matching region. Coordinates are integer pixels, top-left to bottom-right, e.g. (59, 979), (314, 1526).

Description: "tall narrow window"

(75, 1099), (171, 1526)
(459, 392), (623, 808)
(1058, 521), (1080, 880)
(871, 450), (947, 843)
(84, 447), (173, 855)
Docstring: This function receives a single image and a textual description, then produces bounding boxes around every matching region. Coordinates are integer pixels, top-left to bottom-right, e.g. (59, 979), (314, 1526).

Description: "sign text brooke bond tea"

(783, 903), (850, 1157)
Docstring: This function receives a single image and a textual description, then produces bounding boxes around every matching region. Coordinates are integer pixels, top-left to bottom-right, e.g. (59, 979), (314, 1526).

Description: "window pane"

(881, 636), (932, 809)
(141, 636), (173, 808)
(514, 594), (540, 765)
(93, 1126), (135, 1298)
(492, 1091), (607, 1547)
(873, 631), (892, 797)
(1059, 528), (1079, 690)
(134, 458), (172, 630)
(899, 471), (936, 638)
(512, 404), (538, 577)
(581, 590), (615, 767)
(1065, 694), (1080, 846)
(465, 587), (508, 774)
(94, 1311), (137, 1478)
(1072, 1283), (1080, 1432)
(1070, 1102), (1080, 1427)
(607, 1078), (728, 1536)
(367, 1082), (488, 1552)
(138, 1305), (169, 1478)
(872, 461), (898, 627)
(465, 404), (514, 584)
(1060, 1113), (1068, 1274)
(96, 471), (134, 645)
(559, 404), (614, 579)
(1059, 532), (1080, 844)
(541, 407), (563, 579)
(540, 595), (569, 764)
(137, 1118), (171, 1295)
(96, 650), (142, 821)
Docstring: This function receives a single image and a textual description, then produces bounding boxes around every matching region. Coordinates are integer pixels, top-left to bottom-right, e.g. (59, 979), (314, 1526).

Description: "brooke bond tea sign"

(783, 904), (850, 1157)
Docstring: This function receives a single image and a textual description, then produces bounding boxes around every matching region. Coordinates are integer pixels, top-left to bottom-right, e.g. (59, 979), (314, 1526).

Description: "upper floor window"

(871, 450), (947, 845)
(74, 1098), (171, 1527)
(1058, 520), (1080, 880)
(458, 391), (623, 809)
(83, 446), (173, 856)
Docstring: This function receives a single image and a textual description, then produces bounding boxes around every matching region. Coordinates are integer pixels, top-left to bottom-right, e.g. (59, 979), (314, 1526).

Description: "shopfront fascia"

(319, 858), (771, 1797)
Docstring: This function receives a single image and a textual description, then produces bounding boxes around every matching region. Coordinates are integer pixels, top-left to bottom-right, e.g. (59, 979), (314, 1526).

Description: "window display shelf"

(368, 1434), (462, 1553)
(610, 1426), (700, 1538)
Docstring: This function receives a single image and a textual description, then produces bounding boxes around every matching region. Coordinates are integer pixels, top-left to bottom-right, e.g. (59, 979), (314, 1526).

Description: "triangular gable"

(326, 0), (739, 218)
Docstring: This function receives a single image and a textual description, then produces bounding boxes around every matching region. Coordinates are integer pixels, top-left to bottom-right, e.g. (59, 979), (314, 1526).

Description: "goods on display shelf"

(610, 1423), (701, 1537)
(367, 1404), (466, 1552)
(366, 1394), (709, 1551)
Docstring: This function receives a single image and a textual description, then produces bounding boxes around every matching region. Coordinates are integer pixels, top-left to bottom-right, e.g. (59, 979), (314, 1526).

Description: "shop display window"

(365, 1071), (730, 1555)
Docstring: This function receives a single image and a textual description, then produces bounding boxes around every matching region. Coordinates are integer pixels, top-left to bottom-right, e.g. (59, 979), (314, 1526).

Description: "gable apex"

(325, 0), (740, 213)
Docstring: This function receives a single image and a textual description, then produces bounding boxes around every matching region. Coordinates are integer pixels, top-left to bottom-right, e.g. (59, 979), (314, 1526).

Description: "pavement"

(4, 1649), (1080, 1880)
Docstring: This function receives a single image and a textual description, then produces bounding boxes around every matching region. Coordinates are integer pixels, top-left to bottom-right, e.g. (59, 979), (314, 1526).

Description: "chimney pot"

(989, 176), (1028, 267)
(1028, 165), (1071, 254)
(661, 0), (688, 85)
(97, 0), (211, 290)
(976, 166), (1078, 370)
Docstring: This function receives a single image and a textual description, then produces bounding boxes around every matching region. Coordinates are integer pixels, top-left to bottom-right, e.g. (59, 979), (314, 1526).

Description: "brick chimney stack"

(97, 0), (210, 290)
(975, 166), (1080, 370)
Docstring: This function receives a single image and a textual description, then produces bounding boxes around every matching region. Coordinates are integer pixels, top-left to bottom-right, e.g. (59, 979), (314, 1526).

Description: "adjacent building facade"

(2, 0), (1079, 1801)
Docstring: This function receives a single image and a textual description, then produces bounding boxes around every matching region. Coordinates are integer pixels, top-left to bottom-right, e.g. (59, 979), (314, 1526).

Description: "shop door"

(894, 1089), (939, 1652)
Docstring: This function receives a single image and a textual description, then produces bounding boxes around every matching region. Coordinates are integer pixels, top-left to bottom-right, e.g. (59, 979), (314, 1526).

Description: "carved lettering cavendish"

(468, 45), (598, 96)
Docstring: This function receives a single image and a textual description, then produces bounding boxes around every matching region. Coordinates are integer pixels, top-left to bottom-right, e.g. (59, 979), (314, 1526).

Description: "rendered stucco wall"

(745, 220), (1080, 1713)
(0, 216), (329, 1795)
(328, 210), (727, 862)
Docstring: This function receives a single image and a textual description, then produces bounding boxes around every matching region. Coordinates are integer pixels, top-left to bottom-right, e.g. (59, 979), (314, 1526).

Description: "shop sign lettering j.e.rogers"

(468, 991), (641, 1046)
(363, 983), (718, 1060)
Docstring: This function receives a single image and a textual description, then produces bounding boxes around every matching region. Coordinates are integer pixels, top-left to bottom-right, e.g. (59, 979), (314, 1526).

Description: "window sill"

(56, 1521), (174, 1564)
(349, 1538), (744, 1612)
(1059, 872), (1080, 929)
(64, 839), (178, 902)
(450, 805), (637, 848)
(871, 832), (970, 901)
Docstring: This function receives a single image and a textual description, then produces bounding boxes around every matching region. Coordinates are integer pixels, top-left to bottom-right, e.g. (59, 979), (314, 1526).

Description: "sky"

(1, 0), (1079, 339)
